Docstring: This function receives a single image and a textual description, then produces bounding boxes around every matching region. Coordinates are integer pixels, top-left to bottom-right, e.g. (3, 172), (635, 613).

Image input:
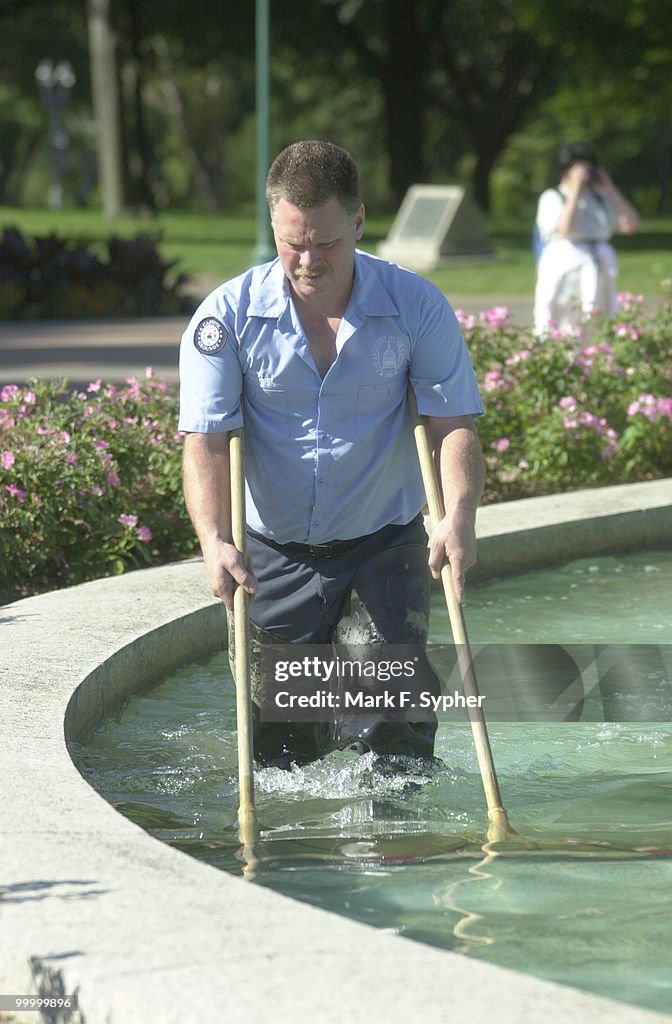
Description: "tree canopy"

(0, 0), (668, 215)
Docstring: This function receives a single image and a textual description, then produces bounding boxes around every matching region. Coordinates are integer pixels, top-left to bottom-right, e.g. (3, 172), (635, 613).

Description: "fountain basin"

(1, 479), (671, 1023)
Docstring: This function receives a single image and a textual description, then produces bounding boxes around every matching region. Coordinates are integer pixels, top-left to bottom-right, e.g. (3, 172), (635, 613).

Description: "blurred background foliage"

(0, 0), (669, 221)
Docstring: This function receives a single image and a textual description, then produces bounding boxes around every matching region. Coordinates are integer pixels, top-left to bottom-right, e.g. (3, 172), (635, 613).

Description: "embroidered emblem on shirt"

(194, 317), (227, 354)
(374, 336), (405, 377)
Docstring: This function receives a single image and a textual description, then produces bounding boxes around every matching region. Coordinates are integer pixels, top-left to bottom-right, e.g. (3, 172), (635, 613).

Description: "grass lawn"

(2, 205), (670, 305)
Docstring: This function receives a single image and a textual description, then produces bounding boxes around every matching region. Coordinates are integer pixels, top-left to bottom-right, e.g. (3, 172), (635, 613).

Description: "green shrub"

(0, 372), (197, 600)
(0, 227), (192, 319)
(461, 293), (672, 503)
(1, 293), (670, 602)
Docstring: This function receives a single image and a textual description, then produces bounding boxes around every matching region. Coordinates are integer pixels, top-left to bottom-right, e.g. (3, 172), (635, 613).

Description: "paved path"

(0, 317), (184, 387)
(0, 295), (536, 388)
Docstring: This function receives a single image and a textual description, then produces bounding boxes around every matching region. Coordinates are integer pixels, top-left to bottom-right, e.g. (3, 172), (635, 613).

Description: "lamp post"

(35, 59), (76, 209)
(251, 0), (275, 265)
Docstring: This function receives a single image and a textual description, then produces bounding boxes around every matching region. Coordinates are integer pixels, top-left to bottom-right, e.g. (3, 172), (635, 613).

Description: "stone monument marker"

(377, 184), (494, 271)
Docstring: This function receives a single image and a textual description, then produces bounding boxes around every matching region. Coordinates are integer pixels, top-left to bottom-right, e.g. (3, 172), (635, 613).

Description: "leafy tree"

(0, 0), (89, 204)
(0, 0), (668, 215)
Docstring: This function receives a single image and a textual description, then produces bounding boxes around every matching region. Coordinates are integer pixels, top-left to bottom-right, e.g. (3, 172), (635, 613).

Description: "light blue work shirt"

(178, 250), (484, 545)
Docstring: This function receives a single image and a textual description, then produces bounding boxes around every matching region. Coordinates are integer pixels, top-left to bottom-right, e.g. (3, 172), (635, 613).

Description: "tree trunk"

(472, 147), (497, 212)
(381, 0), (427, 203)
(87, 0), (125, 218)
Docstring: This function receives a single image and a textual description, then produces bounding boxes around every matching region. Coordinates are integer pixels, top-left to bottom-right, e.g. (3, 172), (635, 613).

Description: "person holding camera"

(533, 142), (639, 336)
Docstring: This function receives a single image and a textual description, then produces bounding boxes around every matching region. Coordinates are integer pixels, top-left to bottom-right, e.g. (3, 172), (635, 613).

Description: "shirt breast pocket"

(354, 377), (406, 443)
(246, 377), (293, 438)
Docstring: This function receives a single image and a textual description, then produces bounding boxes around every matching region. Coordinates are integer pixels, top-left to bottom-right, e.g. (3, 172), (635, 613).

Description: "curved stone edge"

(472, 478), (672, 581)
(1, 485), (671, 1023)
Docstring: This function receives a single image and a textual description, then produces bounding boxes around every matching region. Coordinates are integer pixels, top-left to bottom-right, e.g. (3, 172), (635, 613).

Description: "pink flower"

(583, 342), (614, 358)
(480, 306), (511, 329)
(482, 369), (511, 392)
(1, 450), (15, 469)
(505, 349), (531, 366)
(548, 323), (583, 341)
(617, 292), (644, 311)
(107, 470), (121, 487)
(23, 391), (36, 405)
(559, 396), (577, 411)
(658, 398), (672, 421)
(118, 513), (138, 528)
(94, 439), (110, 449)
(455, 310), (476, 330)
(5, 483), (27, 501)
(628, 393), (658, 420)
(87, 379), (103, 393)
(492, 437), (510, 453)
(1, 385), (20, 401)
(145, 367), (155, 379)
(137, 524), (153, 542)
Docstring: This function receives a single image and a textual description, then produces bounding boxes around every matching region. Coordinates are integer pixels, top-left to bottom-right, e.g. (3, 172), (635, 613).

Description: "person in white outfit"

(533, 142), (639, 336)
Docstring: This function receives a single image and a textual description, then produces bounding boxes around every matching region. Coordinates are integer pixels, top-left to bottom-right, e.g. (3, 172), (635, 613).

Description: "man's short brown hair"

(265, 140), (362, 220)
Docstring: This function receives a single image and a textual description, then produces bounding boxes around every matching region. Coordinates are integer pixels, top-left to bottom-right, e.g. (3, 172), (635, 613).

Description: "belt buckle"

(309, 543), (332, 557)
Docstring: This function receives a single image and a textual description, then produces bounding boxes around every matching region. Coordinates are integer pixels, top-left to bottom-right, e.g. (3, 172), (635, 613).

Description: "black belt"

(248, 531), (365, 558)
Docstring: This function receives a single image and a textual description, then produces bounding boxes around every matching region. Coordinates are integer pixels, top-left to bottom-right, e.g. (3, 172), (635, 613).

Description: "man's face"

(271, 196), (365, 308)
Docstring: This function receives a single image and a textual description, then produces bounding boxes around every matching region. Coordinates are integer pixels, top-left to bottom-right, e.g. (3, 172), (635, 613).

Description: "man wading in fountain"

(178, 140), (484, 769)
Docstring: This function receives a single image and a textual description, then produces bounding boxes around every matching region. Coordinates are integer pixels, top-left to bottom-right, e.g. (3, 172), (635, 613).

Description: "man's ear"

(355, 204), (366, 241)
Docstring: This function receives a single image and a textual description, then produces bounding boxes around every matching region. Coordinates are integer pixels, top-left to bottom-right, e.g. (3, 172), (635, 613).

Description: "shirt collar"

(349, 251), (400, 318)
(246, 251), (400, 321)
(246, 259), (289, 318)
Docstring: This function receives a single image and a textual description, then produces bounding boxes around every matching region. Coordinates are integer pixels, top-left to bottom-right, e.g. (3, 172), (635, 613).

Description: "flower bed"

(0, 371), (196, 599)
(1, 293), (670, 599)
(461, 293), (672, 504)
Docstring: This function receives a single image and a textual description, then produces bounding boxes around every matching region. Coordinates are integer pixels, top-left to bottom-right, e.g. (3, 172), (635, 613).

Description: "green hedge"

(0, 226), (192, 319)
(1, 293), (670, 602)
(462, 292), (672, 503)
(0, 372), (196, 601)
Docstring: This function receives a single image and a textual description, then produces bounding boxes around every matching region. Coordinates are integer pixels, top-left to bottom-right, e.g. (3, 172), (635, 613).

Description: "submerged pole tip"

(486, 806), (517, 844)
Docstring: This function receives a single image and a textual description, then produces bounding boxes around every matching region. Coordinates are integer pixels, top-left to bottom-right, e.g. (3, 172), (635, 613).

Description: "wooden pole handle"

(408, 388), (513, 842)
(229, 428), (258, 865)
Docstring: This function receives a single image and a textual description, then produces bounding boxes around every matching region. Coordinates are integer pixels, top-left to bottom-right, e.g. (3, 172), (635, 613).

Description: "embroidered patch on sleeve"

(194, 317), (227, 354)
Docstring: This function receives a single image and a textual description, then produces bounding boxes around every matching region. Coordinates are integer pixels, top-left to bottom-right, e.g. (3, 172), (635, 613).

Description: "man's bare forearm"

(182, 431), (256, 607)
(182, 431), (232, 547)
(433, 416), (484, 522)
(424, 414), (485, 601)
